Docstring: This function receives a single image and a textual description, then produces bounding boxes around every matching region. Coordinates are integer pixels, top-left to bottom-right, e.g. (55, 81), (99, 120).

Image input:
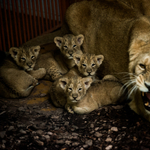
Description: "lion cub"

(0, 45), (46, 98)
(66, 53), (104, 80)
(50, 75), (126, 114)
(34, 34), (84, 81)
(49, 75), (92, 113)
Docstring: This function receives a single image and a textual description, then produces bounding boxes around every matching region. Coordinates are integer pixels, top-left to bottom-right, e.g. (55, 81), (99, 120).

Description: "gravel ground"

(0, 96), (150, 150)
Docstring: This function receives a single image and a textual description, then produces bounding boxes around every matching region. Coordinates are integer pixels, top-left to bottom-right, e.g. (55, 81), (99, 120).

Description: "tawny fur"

(64, 0), (150, 121)
(49, 75), (126, 114)
(34, 34), (84, 81)
(0, 45), (46, 98)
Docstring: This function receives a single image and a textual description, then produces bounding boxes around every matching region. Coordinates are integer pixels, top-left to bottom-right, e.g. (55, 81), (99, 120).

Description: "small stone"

(85, 139), (93, 146)
(94, 132), (102, 137)
(44, 135), (50, 139)
(8, 126), (15, 131)
(72, 132), (79, 136)
(83, 145), (88, 148)
(65, 140), (71, 145)
(1, 143), (5, 149)
(47, 132), (53, 135)
(110, 127), (118, 132)
(18, 107), (25, 112)
(64, 122), (69, 126)
(0, 131), (6, 138)
(105, 137), (112, 142)
(19, 136), (26, 140)
(35, 140), (44, 146)
(34, 136), (39, 140)
(105, 145), (113, 150)
(133, 136), (137, 141)
(95, 127), (99, 131)
(56, 140), (64, 144)
(36, 130), (44, 136)
(72, 142), (80, 146)
(20, 129), (26, 134)
(90, 124), (94, 128)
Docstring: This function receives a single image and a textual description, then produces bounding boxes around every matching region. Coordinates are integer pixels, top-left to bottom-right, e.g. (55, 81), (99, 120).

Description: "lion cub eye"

(63, 46), (68, 49)
(21, 58), (26, 61)
(73, 45), (76, 48)
(139, 64), (146, 69)
(82, 64), (86, 67)
(68, 88), (72, 91)
(31, 56), (35, 59)
(78, 88), (82, 91)
(92, 64), (95, 67)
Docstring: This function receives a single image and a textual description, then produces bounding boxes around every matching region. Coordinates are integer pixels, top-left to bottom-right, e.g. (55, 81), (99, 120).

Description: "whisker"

(128, 85), (138, 99)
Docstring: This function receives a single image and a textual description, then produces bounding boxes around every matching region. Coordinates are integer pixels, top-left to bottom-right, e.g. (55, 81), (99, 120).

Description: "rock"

(94, 132), (102, 137)
(65, 140), (71, 145)
(105, 137), (112, 142)
(72, 142), (80, 146)
(0, 131), (6, 138)
(18, 107), (25, 112)
(85, 139), (93, 146)
(56, 140), (64, 144)
(36, 130), (44, 136)
(19, 129), (26, 134)
(90, 124), (94, 128)
(110, 127), (118, 132)
(8, 126), (15, 131)
(35, 140), (44, 146)
(105, 145), (113, 150)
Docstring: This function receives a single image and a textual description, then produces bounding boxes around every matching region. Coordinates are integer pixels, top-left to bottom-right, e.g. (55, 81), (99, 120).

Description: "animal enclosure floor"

(0, 79), (150, 150)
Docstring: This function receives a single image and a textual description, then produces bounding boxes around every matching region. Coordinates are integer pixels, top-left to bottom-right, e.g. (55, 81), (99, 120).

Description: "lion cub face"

(59, 76), (92, 103)
(54, 34), (84, 59)
(9, 45), (40, 71)
(73, 53), (104, 77)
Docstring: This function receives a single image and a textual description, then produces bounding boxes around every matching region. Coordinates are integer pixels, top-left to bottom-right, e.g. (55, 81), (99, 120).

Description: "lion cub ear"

(54, 37), (63, 48)
(96, 55), (104, 66)
(9, 47), (19, 59)
(59, 78), (68, 90)
(76, 34), (84, 46)
(82, 77), (93, 90)
(31, 46), (40, 58)
(73, 54), (81, 65)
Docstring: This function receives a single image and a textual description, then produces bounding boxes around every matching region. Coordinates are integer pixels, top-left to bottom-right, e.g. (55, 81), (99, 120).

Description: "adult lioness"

(64, 0), (150, 121)
(0, 45), (46, 98)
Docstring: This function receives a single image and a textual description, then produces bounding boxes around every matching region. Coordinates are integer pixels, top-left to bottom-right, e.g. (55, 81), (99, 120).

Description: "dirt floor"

(0, 79), (150, 150)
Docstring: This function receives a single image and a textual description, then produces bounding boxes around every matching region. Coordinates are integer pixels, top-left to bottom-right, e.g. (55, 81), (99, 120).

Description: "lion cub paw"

(32, 78), (39, 86)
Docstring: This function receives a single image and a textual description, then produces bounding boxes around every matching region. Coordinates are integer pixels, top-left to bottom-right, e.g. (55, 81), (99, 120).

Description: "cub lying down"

(49, 75), (126, 114)
(0, 45), (46, 98)
(34, 34), (84, 81)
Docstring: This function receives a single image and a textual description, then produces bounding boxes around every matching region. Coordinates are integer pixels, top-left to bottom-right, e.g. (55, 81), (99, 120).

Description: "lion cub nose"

(87, 69), (92, 73)
(72, 93), (78, 99)
(68, 50), (73, 55)
(145, 83), (150, 91)
(27, 63), (32, 67)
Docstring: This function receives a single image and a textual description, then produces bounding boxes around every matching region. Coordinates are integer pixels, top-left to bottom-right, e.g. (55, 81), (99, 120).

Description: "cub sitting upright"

(67, 53), (104, 80)
(34, 34), (84, 81)
(0, 45), (46, 98)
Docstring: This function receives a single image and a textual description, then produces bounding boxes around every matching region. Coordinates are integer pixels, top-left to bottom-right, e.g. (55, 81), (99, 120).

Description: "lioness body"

(34, 34), (84, 81)
(0, 46), (46, 98)
(64, 0), (150, 121)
